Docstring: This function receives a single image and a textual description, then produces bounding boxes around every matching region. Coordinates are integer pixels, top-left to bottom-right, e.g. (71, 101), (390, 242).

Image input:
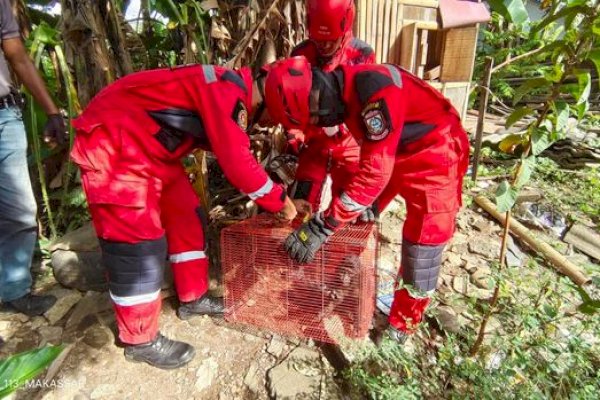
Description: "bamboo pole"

(359, 0), (367, 40)
(395, 2), (404, 64)
(366, 0), (373, 55)
(389, 0), (399, 63)
(474, 195), (591, 287)
(376, 0), (385, 63)
(382, 0), (392, 63)
(471, 56), (493, 181)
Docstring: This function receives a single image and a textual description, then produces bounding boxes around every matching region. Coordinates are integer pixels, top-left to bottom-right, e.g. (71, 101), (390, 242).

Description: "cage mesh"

(221, 215), (377, 344)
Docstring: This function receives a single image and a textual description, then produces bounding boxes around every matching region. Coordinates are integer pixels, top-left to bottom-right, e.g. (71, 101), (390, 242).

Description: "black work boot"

(177, 293), (224, 320)
(7, 293), (56, 316)
(124, 333), (195, 369)
(387, 326), (409, 345)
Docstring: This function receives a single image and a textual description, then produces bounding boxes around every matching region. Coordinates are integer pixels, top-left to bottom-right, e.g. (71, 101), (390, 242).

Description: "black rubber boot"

(177, 293), (224, 320)
(124, 333), (195, 369)
(387, 326), (409, 345)
(7, 293), (56, 316)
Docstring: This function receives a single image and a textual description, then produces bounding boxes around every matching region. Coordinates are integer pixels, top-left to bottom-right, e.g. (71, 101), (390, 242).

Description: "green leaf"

(553, 101), (570, 132)
(574, 284), (600, 315)
(576, 101), (590, 120)
(152, 0), (183, 22)
(495, 180), (519, 212)
(543, 304), (558, 318)
(505, 107), (535, 129)
(588, 49), (600, 89)
(0, 346), (64, 397)
(512, 77), (549, 106)
(578, 301), (600, 315)
(488, 0), (530, 25)
(32, 21), (58, 46)
(531, 127), (554, 156)
(515, 156), (535, 188)
(592, 16), (600, 36)
(532, 4), (587, 33)
(538, 40), (566, 57)
(574, 69), (591, 105)
(574, 284), (592, 303)
(543, 64), (564, 83)
(499, 133), (526, 154)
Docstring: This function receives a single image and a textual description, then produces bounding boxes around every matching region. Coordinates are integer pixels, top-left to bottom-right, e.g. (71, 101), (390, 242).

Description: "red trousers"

(76, 127), (209, 344)
(381, 121), (469, 333)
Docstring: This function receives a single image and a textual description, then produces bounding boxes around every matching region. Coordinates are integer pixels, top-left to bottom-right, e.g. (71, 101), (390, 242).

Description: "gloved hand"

(43, 114), (67, 146)
(353, 202), (379, 224)
(284, 212), (334, 264)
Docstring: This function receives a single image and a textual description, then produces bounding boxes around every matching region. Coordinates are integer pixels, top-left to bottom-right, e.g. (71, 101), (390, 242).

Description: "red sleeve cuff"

(252, 181), (286, 213)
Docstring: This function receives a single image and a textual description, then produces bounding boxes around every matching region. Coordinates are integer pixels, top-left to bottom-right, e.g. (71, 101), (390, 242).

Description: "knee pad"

(400, 239), (445, 293)
(99, 236), (167, 299)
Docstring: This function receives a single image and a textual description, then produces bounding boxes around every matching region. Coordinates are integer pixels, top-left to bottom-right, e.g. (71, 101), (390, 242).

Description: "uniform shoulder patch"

(232, 99), (249, 132)
(361, 99), (392, 141)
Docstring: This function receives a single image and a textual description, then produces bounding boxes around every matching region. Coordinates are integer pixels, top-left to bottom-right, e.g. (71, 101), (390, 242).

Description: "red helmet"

(263, 57), (313, 130)
(307, 0), (355, 42)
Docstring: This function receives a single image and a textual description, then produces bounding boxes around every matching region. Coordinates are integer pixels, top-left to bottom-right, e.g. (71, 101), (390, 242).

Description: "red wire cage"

(221, 215), (377, 344)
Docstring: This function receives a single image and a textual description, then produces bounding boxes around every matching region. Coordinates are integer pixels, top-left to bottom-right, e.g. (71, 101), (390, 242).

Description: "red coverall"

(325, 64), (470, 333)
(70, 65), (285, 344)
(290, 38), (375, 210)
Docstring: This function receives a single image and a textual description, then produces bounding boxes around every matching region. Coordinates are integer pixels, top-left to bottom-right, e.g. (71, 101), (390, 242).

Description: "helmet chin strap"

(310, 68), (345, 127)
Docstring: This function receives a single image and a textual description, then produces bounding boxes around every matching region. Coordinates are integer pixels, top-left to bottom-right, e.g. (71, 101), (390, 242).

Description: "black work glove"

(353, 202), (379, 224)
(284, 212), (334, 264)
(43, 114), (67, 146)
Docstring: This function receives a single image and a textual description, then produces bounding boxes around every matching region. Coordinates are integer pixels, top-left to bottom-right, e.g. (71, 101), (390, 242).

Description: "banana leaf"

(0, 345), (64, 398)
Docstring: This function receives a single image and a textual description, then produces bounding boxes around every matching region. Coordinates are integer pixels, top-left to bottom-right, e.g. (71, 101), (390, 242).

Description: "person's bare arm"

(2, 37), (58, 114)
(2, 37), (65, 145)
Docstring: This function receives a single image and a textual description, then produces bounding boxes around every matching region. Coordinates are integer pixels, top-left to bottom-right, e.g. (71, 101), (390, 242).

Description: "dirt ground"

(1, 189), (597, 400)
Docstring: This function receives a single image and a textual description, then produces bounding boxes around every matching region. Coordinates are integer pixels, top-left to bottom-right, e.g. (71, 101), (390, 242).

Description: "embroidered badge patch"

(232, 99), (249, 131)
(361, 100), (391, 141)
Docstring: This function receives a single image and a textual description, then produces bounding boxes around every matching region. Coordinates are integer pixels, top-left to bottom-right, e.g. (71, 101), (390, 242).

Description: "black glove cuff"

(311, 213), (335, 237)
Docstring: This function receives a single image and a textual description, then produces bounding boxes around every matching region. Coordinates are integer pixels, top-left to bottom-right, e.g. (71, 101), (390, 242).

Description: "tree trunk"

(59, 0), (120, 106)
(101, 1), (134, 76)
(11, 0), (30, 38)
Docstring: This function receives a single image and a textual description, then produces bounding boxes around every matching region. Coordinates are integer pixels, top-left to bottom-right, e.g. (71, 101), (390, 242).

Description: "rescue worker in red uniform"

(263, 57), (469, 343)
(288, 0), (374, 210)
(71, 64), (297, 369)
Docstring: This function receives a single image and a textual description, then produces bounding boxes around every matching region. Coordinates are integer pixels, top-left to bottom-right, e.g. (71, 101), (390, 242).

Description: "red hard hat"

(307, 0), (355, 42)
(263, 57), (313, 130)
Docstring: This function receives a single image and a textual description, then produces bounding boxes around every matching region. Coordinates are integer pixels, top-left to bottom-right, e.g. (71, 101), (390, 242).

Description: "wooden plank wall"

(355, 0), (438, 65)
(440, 25), (479, 81)
(354, 0), (475, 120)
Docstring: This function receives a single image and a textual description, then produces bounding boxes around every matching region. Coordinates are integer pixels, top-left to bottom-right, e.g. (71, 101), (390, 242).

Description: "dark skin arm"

(2, 37), (65, 145)
(2, 37), (58, 114)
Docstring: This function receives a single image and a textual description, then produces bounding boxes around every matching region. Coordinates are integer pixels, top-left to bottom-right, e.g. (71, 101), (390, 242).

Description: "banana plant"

(25, 21), (81, 240)
(152, 0), (211, 63)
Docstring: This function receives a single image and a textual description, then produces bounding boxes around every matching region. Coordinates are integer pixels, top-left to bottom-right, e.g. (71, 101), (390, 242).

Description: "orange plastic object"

(221, 215), (377, 343)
